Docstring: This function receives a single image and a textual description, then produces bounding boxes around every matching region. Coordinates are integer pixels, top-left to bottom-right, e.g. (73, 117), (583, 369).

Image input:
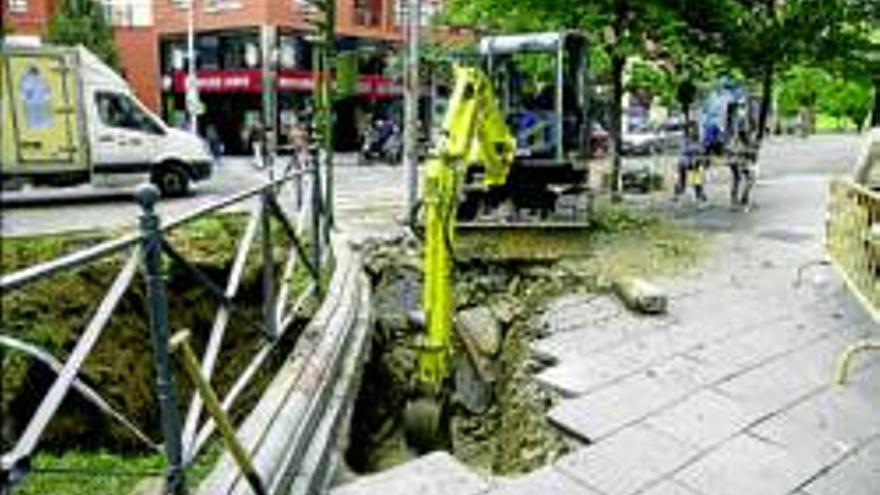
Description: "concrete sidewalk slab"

(557, 423), (700, 495)
(483, 467), (601, 495)
(330, 452), (493, 495)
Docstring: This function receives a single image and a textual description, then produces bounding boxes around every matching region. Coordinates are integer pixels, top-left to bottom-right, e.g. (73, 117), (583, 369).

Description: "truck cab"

(1, 44), (213, 196)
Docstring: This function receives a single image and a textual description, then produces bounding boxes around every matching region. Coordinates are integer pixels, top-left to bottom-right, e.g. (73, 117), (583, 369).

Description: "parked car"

(622, 120), (684, 156)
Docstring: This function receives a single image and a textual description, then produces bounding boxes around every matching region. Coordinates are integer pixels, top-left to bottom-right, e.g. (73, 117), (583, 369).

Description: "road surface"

(1, 134), (864, 239)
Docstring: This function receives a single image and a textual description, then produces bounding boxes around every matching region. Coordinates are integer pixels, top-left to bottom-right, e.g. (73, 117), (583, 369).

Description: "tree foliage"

(47, 0), (120, 70)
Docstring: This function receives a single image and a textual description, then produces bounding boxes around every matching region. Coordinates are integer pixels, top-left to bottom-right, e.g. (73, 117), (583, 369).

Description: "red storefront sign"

(171, 70), (402, 99)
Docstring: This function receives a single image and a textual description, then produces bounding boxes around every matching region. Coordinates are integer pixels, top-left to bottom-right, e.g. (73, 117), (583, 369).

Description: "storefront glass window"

(278, 35), (311, 70)
(221, 35), (247, 70)
(197, 36), (220, 70)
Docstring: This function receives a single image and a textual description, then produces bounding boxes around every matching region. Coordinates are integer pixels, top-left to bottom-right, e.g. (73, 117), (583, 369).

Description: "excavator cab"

(481, 32), (591, 183)
(454, 31), (592, 221)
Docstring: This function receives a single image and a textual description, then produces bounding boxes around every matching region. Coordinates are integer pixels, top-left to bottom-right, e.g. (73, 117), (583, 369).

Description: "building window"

(8, 0), (27, 13)
(393, 0), (439, 27)
(204, 0), (243, 13)
(100, 0), (153, 27)
(197, 35), (221, 70)
(278, 35), (311, 70)
(353, 0), (382, 27)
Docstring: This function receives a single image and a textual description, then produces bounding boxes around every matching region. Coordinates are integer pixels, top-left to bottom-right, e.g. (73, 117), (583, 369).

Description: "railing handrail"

(0, 170), (307, 294)
(1, 154), (328, 494)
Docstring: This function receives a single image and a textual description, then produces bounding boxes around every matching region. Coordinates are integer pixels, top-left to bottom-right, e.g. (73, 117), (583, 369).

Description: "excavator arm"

(406, 66), (516, 448)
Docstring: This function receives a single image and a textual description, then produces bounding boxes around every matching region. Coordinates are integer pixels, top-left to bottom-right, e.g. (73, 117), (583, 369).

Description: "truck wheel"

(154, 165), (190, 197)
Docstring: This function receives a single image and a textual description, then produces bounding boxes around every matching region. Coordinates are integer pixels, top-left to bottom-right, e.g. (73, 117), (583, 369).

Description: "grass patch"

(11, 451), (165, 495)
(12, 442), (222, 495)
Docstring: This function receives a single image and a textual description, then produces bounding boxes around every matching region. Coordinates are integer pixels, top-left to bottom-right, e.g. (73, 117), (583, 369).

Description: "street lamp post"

(403, 0), (421, 223)
(186, 0), (199, 135)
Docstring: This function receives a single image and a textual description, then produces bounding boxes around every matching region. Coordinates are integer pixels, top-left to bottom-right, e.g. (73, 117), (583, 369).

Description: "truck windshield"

(96, 91), (164, 135)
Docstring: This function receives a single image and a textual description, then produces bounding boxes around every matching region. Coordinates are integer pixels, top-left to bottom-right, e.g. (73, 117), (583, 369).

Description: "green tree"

(776, 65), (831, 132)
(47, 0), (120, 70)
(820, 77), (873, 130)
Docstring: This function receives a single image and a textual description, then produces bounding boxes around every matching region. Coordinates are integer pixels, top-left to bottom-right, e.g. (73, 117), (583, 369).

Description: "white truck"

(1, 43), (213, 196)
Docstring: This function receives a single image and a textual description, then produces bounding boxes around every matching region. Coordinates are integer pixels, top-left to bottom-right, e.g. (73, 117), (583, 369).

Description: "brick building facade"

(4, 0), (451, 152)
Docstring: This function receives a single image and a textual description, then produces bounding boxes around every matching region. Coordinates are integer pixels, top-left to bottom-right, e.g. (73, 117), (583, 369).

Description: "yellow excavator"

(404, 31), (593, 449)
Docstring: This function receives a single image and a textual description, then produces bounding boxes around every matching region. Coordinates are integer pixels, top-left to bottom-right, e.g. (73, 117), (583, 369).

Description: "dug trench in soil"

(0, 214), (317, 457)
(344, 207), (706, 477)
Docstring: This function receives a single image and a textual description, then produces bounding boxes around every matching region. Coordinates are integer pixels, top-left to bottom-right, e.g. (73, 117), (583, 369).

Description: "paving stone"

(329, 452), (492, 495)
(747, 382), (880, 470)
(799, 438), (880, 495)
(532, 325), (630, 363)
(684, 327), (789, 385)
(677, 433), (821, 495)
(645, 389), (759, 451)
(557, 423), (700, 495)
(607, 331), (690, 372)
(485, 467), (601, 495)
(535, 351), (642, 397)
(640, 479), (705, 495)
(710, 334), (842, 417)
(547, 361), (696, 442)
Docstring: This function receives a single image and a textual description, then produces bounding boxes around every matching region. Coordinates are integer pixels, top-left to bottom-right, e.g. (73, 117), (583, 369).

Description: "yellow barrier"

(828, 178), (880, 383)
(827, 179), (880, 321)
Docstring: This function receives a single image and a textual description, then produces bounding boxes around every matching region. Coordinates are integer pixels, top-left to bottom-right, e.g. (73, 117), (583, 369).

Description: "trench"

(344, 242), (584, 476)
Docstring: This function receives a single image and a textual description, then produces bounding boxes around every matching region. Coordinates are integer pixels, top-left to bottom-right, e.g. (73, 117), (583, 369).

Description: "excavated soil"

(346, 242), (583, 476)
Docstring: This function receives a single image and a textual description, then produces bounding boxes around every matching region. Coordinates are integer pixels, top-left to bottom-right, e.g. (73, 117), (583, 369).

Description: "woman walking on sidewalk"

(727, 127), (759, 211)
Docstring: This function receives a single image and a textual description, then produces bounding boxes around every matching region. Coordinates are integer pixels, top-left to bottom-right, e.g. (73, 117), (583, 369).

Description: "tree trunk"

(610, 54), (625, 200)
(757, 63), (774, 142)
(872, 77), (880, 129)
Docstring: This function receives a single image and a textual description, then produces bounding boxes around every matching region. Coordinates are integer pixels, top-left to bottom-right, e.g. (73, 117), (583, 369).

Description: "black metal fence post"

(136, 184), (186, 495)
(310, 145), (323, 295)
(261, 190), (278, 339)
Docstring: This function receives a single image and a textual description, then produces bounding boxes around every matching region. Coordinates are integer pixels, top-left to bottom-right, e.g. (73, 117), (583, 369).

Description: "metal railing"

(0, 158), (332, 494)
(827, 178), (879, 321)
(827, 177), (880, 383)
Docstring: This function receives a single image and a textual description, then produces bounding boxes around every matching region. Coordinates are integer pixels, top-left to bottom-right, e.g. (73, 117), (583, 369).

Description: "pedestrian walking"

(205, 124), (223, 161)
(727, 127), (758, 211)
(674, 123), (705, 202)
